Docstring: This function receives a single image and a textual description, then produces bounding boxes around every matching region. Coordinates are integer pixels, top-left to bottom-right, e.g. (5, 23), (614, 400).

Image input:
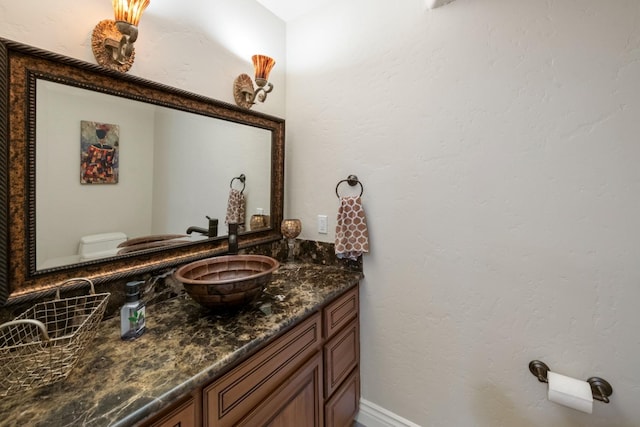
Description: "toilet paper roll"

(547, 371), (593, 414)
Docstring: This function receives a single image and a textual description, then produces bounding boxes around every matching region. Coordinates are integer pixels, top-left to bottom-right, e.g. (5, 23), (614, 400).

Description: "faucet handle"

(207, 217), (219, 237)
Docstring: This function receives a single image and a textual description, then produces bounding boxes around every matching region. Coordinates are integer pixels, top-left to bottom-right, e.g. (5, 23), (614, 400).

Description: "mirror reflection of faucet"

(186, 216), (218, 237)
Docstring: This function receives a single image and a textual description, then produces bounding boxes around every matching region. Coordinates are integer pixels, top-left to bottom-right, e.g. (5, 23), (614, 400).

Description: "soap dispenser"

(120, 280), (146, 340)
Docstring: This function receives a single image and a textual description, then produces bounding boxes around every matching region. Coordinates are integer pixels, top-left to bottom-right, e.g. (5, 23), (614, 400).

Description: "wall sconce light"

(91, 0), (151, 72)
(233, 55), (276, 109)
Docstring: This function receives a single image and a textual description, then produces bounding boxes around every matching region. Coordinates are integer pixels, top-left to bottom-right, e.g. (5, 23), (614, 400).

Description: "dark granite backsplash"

(246, 238), (362, 271)
(0, 239), (361, 322)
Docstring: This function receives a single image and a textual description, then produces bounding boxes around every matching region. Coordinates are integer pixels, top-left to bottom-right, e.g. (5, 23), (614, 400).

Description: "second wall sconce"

(233, 55), (276, 109)
(91, 0), (151, 72)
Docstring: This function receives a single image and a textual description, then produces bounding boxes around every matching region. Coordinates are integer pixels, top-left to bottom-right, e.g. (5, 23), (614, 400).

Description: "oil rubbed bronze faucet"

(185, 226), (207, 235)
(228, 223), (238, 254)
(186, 216), (218, 237)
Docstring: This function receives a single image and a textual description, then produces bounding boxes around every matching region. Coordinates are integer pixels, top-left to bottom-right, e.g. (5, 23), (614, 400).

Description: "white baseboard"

(356, 399), (422, 427)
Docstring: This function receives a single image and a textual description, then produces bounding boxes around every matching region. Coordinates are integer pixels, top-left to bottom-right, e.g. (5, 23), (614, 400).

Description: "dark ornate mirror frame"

(0, 38), (285, 305)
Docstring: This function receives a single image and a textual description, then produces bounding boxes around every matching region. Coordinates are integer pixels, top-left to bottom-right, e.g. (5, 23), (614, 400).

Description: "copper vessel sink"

(174, 255), (279, 309)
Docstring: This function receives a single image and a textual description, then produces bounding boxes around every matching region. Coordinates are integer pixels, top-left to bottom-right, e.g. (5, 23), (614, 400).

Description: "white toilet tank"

(78, 232), (127, 261)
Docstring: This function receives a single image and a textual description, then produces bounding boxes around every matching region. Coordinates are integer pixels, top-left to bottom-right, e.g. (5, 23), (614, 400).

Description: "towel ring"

(336, 174), (364, 198)
(230, 174), (246, 194)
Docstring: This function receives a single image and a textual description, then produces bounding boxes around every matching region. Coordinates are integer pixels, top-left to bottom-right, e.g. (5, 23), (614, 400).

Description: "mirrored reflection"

(35, 80), (271, 270)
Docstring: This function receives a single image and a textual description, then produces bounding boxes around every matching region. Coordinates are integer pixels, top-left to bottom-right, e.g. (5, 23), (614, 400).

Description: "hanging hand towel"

(225, 188), (246, 232)
(335, 196), (369, 260)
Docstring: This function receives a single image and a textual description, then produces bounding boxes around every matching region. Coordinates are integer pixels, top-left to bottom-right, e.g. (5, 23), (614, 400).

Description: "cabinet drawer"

(324, 318), (359, 398)
(147, 397), (196, 427)
(204, 313), (322, 427)
(323, 285), (358, 339)
(324, 369), (360, 427)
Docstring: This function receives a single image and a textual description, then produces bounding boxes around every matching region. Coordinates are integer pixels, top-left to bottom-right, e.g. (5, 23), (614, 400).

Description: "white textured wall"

(152, 109), (271, 235)
(286, 0), (640, 425)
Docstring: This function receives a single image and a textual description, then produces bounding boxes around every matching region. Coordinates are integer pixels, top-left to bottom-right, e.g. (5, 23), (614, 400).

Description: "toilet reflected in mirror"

(38, 232), (127, 269)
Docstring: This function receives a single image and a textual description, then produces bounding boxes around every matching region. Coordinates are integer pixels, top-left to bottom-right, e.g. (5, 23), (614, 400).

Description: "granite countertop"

(0, 262), (362, 427)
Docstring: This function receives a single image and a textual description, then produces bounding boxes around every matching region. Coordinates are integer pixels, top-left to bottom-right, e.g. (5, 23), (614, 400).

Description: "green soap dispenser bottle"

(120, 281), (146, 340)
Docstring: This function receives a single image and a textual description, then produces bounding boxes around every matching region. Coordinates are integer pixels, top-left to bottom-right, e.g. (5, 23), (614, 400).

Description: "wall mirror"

(0, 39), (285, 305)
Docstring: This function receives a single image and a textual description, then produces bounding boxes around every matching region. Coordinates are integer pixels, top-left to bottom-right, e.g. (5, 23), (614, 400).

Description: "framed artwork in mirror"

(80, 120), (119, 184)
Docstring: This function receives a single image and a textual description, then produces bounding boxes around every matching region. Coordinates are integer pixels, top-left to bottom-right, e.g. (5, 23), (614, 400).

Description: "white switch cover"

(317, 215), (328, 234)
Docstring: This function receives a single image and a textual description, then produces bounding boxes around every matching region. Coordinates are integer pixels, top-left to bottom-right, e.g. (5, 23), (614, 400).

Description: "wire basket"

(0, 278), (110, 396)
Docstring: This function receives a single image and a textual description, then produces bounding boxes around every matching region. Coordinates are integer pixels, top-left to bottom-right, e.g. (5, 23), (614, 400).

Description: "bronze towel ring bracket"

(230, 173), (246, 194)
(336, 174), (364, 198)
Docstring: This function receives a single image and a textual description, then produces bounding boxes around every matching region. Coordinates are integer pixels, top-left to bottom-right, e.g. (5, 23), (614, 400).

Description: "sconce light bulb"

(252, 55), (276, 82)
(113, 0), (150, 26)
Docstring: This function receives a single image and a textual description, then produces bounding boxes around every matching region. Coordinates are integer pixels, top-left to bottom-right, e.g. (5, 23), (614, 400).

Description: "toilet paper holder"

(529, 360), (613, 403)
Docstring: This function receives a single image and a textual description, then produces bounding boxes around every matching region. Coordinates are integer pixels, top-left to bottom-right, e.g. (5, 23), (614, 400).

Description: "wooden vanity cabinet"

(141, 284), (359, 427)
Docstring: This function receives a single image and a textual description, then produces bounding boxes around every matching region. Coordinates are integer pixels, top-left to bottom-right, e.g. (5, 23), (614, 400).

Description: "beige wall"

(151, 108), (272, 236)
(286, 0), (640, 425)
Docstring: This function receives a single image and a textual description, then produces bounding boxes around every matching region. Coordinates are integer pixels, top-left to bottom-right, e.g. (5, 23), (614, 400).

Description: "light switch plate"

(317, 215), (328, 234)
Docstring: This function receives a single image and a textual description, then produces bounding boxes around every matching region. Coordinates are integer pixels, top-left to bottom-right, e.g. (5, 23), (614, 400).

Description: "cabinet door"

(204, 313), (322, 427)
(146, 397), (196, 427)
(324, 369), (360, 427)
(237, 352), (323, 427)
(324, 318), (359, 398)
